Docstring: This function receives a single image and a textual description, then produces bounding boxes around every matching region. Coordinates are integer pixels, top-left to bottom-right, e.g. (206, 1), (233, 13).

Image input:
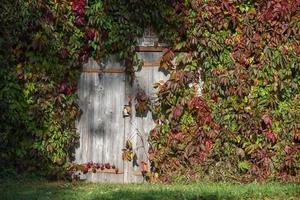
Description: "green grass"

(1, 176), (300, 200)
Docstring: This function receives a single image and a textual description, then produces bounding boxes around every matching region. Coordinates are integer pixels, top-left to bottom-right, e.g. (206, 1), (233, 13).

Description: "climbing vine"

(0, 0), (173, 175)
(1, 0), (300, 183)
(148, 0), (300, 183)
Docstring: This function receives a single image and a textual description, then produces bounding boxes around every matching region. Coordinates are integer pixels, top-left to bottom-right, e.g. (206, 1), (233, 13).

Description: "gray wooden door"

(75, 56), (126, 183)
(124, 50), (168, 183)
(75, 46), (168, 183)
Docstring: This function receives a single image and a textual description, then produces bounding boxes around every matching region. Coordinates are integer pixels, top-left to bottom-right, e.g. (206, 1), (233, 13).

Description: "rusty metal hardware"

(123, 105), (131, 117)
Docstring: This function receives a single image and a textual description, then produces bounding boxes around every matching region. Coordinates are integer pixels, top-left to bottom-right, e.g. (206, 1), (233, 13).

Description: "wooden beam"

(82, 60), (162, 73)
(132, 171), (143, 176)
(82, 67), (125, 73)
(142, 59), (161, 67)
(135, 46), (166, 52)
(135, 46), (188, 52)
(86, 169), (124, 174)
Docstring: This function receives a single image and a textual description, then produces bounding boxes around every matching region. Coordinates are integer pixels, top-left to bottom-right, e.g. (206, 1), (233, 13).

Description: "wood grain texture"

(76, 57), (126, 183)
(124, 52), (169, 183)
(75, 43), (169, 183)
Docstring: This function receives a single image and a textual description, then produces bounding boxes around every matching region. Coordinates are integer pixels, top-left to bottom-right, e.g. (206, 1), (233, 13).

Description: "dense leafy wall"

(0, 1), (81, 172)
(0, 1), (39, 171)
(1, 0), (300, 182)
(149, 0), (300, 182)
(0, 0), (172, 174)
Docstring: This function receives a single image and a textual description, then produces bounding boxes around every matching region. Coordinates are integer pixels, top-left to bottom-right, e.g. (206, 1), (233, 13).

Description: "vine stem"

(127, 121), (150, 161)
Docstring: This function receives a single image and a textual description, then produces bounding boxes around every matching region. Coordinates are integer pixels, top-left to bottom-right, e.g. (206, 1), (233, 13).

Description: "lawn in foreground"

(1, 177), (300, 200)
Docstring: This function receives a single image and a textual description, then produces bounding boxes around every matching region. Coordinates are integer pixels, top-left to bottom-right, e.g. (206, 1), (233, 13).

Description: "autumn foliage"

(1, 0), (300, 183)
(148, 0), (300, 182)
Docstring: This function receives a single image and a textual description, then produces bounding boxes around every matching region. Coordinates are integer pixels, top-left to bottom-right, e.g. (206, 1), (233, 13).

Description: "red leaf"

(172, 105), (183, 120)
(263, 130), (276, 143)
(262, 115), (272, 126)
(204, 140), (213, 151)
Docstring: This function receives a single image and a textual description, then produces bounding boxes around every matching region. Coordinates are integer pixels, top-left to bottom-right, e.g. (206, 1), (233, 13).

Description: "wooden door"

(123, 49), (168, 183)
(75, 56), (126, 182)
(75, 48), (168, 183)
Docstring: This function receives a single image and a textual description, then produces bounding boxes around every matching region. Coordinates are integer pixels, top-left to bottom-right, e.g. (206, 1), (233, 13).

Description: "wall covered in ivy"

(0, 0), (299, 182)
(149, 0), (300, 183)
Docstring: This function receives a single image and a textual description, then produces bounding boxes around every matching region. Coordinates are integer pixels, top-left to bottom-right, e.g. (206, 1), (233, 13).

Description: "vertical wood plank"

(76, 36), (169, 183)
(124, 51), (169, 183)
(76, 57), (125, 183)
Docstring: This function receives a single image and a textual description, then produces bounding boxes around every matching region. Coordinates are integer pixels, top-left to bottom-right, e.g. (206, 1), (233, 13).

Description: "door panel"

(76, 57), (126, 182)
(123, 51), (168, 183)
(76, 52), (168, 183)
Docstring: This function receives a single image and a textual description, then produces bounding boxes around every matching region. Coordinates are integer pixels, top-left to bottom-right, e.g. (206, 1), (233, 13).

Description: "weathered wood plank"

(124, 51), (168, 183)
(76, 36), (170, 183)
(75, 58), (97, 164)
(76, 57), (126, 183)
